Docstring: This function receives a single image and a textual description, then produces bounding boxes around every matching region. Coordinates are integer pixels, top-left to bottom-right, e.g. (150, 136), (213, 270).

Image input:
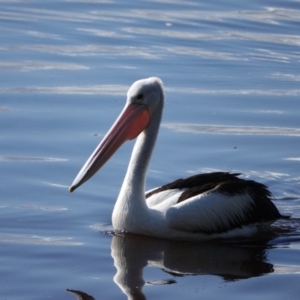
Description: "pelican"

(69, 77), (287, 241)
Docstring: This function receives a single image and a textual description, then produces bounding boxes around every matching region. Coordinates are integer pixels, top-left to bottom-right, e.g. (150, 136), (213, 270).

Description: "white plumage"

(70, 77), (286, 241)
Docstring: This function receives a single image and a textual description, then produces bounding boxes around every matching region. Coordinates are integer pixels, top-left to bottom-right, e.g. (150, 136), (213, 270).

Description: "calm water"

(1, 0), (300, 299)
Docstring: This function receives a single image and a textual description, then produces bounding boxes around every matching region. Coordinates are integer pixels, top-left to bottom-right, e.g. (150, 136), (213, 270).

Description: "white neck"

(112, 103), (163, 232)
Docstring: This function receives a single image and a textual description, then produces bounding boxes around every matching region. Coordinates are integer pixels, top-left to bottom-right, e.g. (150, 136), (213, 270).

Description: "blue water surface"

(1, 0), (300, 299)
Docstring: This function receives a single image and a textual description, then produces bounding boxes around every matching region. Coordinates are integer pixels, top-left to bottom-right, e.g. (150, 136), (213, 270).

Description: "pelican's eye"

(136, 93), (144, 102)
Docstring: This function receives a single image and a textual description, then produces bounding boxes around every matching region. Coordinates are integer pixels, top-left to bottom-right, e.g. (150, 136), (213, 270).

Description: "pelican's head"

(126, 77), (164, 116)
(69, 77), (164, 193)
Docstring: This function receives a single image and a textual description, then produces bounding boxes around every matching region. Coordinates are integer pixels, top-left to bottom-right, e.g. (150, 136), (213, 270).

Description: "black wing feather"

(146, 172), (287, 234)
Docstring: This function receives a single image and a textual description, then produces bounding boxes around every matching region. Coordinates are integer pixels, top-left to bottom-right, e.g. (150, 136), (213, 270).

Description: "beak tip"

(69, 186), (75, 193)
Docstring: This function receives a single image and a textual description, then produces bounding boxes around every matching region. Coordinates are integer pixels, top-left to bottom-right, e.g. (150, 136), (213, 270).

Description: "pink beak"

(69, 103), (151, 192)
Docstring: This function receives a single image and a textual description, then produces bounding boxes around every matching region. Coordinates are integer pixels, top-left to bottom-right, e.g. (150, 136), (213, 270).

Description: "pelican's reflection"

(66, 288), (95, 300)
(111, 234), (274, 299)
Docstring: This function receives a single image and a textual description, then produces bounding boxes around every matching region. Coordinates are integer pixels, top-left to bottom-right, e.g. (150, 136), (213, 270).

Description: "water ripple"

(0, 61), (89, 71)
(163, 123), (300, 136)
(0, 233), (83, 246)
(1, 85), (300, 96)
(0, 156), (67, 162)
